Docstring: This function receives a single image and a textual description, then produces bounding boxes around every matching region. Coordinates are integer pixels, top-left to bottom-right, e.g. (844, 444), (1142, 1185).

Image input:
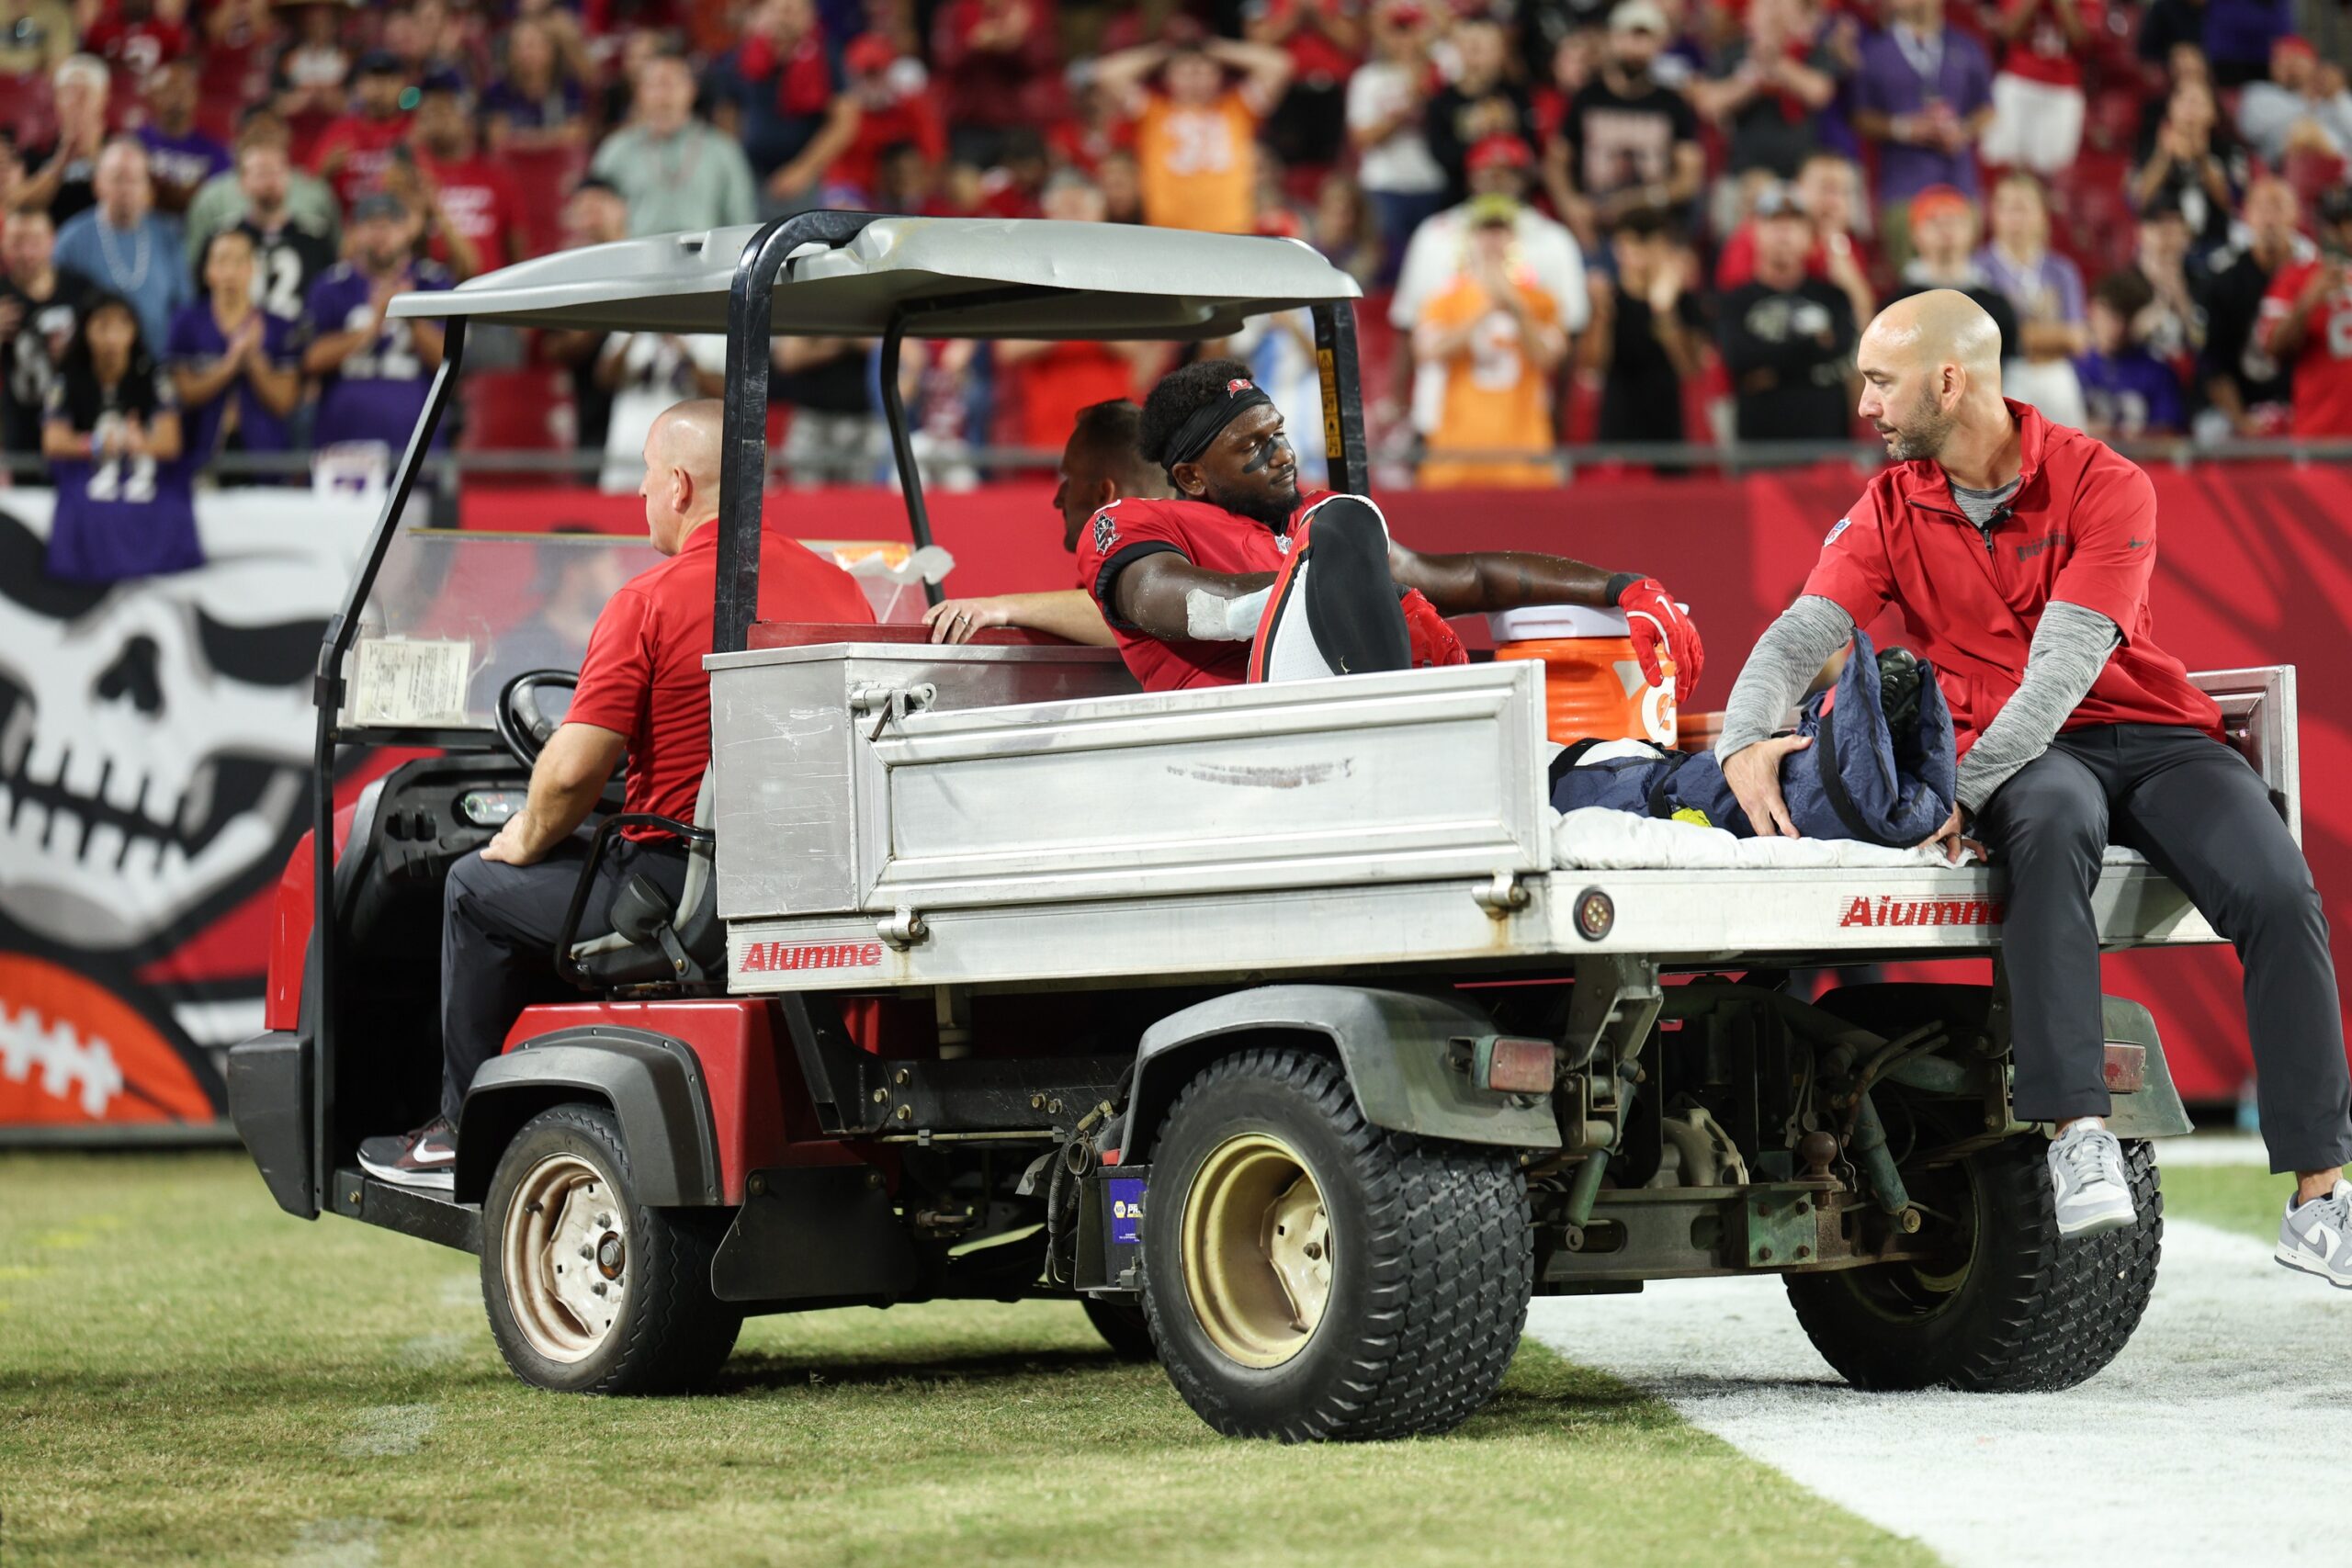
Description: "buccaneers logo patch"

(1091, 510), (1118, 555)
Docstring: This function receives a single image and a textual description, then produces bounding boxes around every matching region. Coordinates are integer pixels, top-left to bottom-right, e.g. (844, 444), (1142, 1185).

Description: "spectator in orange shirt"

(1095, 27), (1294, 235)
(1412, 195), (1567, 488)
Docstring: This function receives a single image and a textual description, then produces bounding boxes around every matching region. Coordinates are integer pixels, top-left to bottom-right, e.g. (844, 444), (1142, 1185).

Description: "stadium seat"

(503, 144), (591, 259)
(459, 369), (578, 488)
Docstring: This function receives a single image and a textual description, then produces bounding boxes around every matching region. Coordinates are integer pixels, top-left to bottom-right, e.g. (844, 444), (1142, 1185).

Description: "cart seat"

(567, 768), (723, 988)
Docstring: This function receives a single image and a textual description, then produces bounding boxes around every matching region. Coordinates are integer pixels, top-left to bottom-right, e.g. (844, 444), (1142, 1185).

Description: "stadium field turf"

(0, 1150), (2277, 1567)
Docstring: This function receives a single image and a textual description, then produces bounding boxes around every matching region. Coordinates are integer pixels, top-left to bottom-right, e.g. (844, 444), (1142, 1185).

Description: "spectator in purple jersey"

(300, 193), (453, 453)
(2077, 271), (2188, 439)
(483, 17), (589, 155)
(135, 62), (232, 215)
(168, 229), (300, 477)
(40, 290), (199, 583)
(1851, 0), (1993, 263)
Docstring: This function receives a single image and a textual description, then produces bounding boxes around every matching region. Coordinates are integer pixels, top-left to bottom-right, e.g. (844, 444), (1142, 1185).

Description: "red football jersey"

(2259, 259), (2352, 438)
(1077, 493), (1293, 692)
(570, 524), (875, 840)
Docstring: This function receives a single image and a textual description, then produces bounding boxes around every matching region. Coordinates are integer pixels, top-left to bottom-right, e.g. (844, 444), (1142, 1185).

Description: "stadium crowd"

(2, 0), (2350, 525)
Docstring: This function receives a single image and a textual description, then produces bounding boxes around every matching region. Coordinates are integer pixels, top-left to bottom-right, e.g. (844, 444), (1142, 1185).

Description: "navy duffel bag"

(1550, 630), (1956, 844)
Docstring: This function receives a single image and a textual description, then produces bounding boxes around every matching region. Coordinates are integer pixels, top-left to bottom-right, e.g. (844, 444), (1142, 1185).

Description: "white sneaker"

(2048, 1122), (2136, 1238)
(2277, 1180), (2352, 1288)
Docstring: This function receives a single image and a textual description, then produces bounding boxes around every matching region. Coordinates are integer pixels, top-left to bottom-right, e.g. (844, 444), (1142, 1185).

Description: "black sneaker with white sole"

(357, 1117), (458, 1190)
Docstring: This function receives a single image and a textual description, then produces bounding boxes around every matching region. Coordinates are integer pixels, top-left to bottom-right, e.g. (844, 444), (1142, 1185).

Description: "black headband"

(1159, 378), (1276, 477)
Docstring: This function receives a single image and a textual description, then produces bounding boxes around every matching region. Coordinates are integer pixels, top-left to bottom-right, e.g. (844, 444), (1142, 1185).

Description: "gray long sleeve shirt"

(1714, 596), (2121, 814)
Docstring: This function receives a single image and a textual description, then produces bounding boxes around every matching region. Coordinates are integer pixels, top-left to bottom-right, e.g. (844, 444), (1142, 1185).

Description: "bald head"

(1857, 290), (2006, 463)
(639, 396), (728, 553)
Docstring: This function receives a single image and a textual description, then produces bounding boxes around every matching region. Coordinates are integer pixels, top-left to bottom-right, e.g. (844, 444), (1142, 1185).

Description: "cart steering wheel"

(493, 669), (580, 770)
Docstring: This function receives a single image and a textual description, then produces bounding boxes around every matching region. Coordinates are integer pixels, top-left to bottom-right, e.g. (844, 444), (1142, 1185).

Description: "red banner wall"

(463, 464), (2352, 1106)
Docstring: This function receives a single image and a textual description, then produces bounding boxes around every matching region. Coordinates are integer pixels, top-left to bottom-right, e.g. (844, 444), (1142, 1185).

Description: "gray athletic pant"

(439, 833), (688, 1122)
(1973, 723), (2352, 1173)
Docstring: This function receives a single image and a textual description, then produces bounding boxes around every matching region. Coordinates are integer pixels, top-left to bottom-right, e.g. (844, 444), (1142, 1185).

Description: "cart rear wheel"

(1786, 1133), (2161, 1393)
(481, 1102), (742, 1394)
(1141, 1045), (1532, 1440)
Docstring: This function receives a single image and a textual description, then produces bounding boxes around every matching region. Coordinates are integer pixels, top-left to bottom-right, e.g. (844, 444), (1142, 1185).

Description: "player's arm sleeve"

(1713, 595), (1856, 760)
(2048, 463), (2158, 641)
(1954, 601), (2120, 813)
(563, 585), (654, 745)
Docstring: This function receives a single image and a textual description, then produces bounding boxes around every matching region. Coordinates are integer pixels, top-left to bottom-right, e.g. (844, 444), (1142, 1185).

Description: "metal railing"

(4, 436), (2349, 492)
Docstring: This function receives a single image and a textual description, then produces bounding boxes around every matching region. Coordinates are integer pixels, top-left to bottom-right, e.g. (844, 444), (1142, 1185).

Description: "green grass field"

(0, 1150), (2285, 1567)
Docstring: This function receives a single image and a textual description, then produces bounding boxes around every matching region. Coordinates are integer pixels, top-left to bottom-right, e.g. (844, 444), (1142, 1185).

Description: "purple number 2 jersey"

(302, 261), (453, 450)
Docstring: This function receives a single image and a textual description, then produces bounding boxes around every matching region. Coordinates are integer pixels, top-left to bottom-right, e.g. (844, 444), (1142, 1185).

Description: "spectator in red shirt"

(931, 0), (1059, 166)
(824, 31), (944, 206)
(83, 0), (189, 99)
(2257, 188), (2352, 436)
(994, 170), (1167, 453)
(403, 73), (523, 279)
(717, 0), (861, 214)
(1979, 0), (2098, 175)
(311, 51), (413, 213)
(1048, 66), (1138, 175)
(1246, 0), (1366, 172)
(1715, 151), (1876, 326)
(975, 128), (1049, 219)
(197, 0), (277, 142)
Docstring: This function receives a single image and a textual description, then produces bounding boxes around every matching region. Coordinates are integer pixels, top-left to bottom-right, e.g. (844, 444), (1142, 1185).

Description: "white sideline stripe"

(1526, 1218), (2352, 1568)
(2152, 1133), (2270, 1168)
(281, 1517), (384, 1568)
(335, 1404), (437, 1458)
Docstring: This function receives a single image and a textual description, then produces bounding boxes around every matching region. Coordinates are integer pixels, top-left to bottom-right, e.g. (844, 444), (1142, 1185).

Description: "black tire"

(1786, 1134), (2161, 1393)
(1081, 1296), (1158, 1362)
(1139, 1045), (1532, 1441)
(481, 1102), (743, 1394)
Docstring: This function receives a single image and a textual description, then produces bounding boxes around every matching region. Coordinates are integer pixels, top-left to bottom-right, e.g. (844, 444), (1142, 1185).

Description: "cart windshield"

(339, 525), (917, 735)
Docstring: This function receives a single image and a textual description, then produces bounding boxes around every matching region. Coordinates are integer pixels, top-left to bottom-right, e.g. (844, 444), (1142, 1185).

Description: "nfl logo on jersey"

(1092, 511), (1118, 555)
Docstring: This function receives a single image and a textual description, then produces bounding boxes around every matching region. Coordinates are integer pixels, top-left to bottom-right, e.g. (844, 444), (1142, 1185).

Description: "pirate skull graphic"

(0, 505), (346, 951)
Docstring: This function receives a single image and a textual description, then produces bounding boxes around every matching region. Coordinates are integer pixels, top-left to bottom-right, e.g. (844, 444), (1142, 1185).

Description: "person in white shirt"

(1346, 0), (1450, 283)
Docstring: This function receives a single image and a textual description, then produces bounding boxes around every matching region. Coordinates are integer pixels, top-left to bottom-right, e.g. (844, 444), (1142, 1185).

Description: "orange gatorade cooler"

(1488, 604), (1678, 747)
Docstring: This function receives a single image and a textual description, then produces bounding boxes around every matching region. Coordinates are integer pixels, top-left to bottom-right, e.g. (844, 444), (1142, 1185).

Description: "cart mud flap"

(2099, 996), (2192, 1139)
(1120, 986), (1562, 1165)
(226, 1030), (316, 1219)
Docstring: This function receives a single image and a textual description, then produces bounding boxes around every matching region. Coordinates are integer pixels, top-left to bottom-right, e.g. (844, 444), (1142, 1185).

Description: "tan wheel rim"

(501, 1152), (627, 1364)
(1180, 1132), (1332, 1370)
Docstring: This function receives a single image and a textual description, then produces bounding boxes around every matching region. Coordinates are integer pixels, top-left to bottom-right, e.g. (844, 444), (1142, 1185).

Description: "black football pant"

(1974, 723), (2352, 1173)
(438, 833), (688, 1123)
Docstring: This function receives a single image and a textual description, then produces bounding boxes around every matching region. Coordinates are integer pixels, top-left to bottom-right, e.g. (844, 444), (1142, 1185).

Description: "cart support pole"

(308, 313), (468, 1210)
(876, 310), (944, 609)
(715, 211), (882, 657)
(1311, 302), (1369, 496)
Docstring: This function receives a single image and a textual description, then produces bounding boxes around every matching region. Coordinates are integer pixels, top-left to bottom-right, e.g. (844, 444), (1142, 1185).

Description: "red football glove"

(1400, 588), (1467, 670)
(1613, 576), (1702, 703)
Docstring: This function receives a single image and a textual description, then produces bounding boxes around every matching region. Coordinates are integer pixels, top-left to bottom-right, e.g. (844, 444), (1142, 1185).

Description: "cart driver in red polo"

(1074, 357), (1704, 697)
(361, 398), (876, 1189)
(1715, 290), (2352, 1282)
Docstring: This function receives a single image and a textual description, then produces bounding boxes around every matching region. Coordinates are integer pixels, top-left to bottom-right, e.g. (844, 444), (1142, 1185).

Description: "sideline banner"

(5, 465), (2340, 1135)
(0, 494), (375, 1136)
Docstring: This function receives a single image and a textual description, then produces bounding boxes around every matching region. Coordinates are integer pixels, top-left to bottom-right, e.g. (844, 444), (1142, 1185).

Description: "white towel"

(1550, 807), (2150, 872)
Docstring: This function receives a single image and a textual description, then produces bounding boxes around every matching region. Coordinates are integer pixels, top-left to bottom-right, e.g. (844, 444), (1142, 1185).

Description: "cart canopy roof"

(386, 215), (1363, 339)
